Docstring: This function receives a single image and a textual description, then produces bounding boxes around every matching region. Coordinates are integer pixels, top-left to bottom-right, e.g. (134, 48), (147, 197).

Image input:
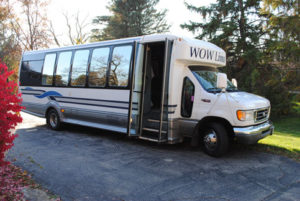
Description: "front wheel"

(46, 109), (62, 130)
(201, 122), (229, 157)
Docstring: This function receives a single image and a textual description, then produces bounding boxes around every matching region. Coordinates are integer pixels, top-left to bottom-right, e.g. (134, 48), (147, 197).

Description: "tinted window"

(55, 51), (72, 86)
(109, 45), (132, 87)
(181, 77), (195, 118)
(20, 60), (43, 86)
(89, 47), (110, 87)
(42, 54), (56, 85)
(71, 50), (89, 86)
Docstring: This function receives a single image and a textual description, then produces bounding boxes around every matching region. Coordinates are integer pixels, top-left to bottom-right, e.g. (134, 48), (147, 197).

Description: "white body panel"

(21, 87), (130, 133)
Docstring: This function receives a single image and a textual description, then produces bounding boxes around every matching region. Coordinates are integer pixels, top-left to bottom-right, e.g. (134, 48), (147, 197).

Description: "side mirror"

(217, 73), (227, 90)
(232, 78), (238, 87)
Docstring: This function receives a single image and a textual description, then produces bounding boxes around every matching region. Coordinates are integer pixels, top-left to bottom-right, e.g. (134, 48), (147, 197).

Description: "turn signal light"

(236, 110), (255, 121)
(237, 110), (246, 121)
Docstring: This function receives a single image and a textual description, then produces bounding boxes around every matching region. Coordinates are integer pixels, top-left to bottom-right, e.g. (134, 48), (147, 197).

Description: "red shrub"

(0, 61), (23, 165)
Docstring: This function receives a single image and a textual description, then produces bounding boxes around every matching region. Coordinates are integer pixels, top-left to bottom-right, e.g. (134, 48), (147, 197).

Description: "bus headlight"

(237, 110), (254, 121)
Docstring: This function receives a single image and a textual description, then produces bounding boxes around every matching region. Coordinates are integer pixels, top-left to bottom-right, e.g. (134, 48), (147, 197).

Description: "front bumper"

(233, 121), (274, 144)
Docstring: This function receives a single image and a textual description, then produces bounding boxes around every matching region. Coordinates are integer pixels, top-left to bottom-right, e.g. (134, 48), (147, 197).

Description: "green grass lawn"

(252, 101), (300, 161)
(255, 116), (300, 161)
(235, 102), (300, 160)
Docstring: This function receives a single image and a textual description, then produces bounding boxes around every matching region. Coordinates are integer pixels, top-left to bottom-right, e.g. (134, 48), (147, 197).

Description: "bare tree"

(9, 0), (50, 50)
(49, 21), (61, 47)
(49, 11), (91, 46)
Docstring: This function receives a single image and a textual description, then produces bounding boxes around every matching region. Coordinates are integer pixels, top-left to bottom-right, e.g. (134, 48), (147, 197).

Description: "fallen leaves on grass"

(0, 163), (38, 201)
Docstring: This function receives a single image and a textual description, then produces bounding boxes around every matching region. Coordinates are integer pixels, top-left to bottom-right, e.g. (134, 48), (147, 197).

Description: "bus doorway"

(128, 40), (172, 142)
(141, 42), (167, 140)
(144, 43), (165, 111)
(128, 39), (172, 142)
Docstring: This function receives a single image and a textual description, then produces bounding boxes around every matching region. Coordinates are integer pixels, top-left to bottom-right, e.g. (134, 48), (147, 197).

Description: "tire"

(200, 122), (229, 157)
(46, 109), (62, 130)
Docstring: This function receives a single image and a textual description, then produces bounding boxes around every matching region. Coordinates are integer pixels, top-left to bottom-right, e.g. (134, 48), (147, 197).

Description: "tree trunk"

(238, 0), (247, 51)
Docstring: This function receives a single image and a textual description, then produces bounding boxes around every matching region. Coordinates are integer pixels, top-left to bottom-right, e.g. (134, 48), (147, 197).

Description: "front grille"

(255, 108), (269, 122)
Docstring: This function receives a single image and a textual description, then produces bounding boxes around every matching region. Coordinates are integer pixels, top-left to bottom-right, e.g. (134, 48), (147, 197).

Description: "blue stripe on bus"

(35, 91), (62, 99)
(22, 87), (45, 92)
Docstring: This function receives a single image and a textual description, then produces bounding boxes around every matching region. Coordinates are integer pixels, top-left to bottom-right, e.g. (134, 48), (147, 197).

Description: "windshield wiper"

(207, 87), (222, 92)
(226, 87), (238, 92)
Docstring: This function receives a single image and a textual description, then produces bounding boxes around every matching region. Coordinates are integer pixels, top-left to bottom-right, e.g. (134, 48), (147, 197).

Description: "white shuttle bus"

(19, 34), (274, 156)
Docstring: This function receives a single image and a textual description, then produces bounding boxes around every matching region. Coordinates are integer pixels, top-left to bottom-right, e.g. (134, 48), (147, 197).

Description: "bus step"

(143, 119), (168, 130)
(141, 127), (168, 142)
(147, 119), (168, 123)
(139, 136), (160, 142)
(142, 127), (167, 133)
(139, 135), (167, 143)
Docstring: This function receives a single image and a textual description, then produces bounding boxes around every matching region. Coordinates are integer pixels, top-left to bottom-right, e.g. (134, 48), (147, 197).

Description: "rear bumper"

(233, 121), (274, 144)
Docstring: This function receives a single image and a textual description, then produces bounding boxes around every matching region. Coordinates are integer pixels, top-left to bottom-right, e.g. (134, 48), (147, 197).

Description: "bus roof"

(22, 34), (226, 67)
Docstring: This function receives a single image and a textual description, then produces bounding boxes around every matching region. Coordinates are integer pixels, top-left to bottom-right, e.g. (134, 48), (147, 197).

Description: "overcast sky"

(47, 0), (216, 45)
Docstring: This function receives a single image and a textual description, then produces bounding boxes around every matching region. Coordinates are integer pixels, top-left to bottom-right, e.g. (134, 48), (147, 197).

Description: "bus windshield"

(189, 66), (238, 93)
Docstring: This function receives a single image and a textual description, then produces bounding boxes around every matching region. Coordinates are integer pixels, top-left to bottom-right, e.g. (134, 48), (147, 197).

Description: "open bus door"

(127, 41), (144, 136)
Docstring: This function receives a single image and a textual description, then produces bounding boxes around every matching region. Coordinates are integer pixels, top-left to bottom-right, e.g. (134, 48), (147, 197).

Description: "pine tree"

(180, 0), (297, 115)
(91, 0), (170, 41)
(261, 0), (300, 90)
(181, 0), (264, 85)
(181, 0), (263, 77)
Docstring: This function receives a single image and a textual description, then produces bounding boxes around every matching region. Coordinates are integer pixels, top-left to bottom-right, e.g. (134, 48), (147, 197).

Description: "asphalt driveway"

(7, 112), (300, 201)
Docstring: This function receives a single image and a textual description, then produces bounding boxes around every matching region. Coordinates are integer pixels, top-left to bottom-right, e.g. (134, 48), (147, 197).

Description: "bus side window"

(55, 51), (72, 86)
(20, 60), (43, 86)
(71, 49), (90, 87)
(109, 45), (132, 87)
(42, 54), (56, 86)
(89, 47), (110, 87)
(181, 77), (195, 118)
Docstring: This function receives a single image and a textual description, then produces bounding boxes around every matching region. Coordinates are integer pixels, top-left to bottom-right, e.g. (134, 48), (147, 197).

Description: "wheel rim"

(49, 113), (58, 128)
(203, 129), (218, 151)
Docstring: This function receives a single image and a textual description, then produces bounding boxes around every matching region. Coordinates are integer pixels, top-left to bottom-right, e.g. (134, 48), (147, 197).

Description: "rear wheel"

(46, 109), (62, 130)
(201, 122), (229, 157)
